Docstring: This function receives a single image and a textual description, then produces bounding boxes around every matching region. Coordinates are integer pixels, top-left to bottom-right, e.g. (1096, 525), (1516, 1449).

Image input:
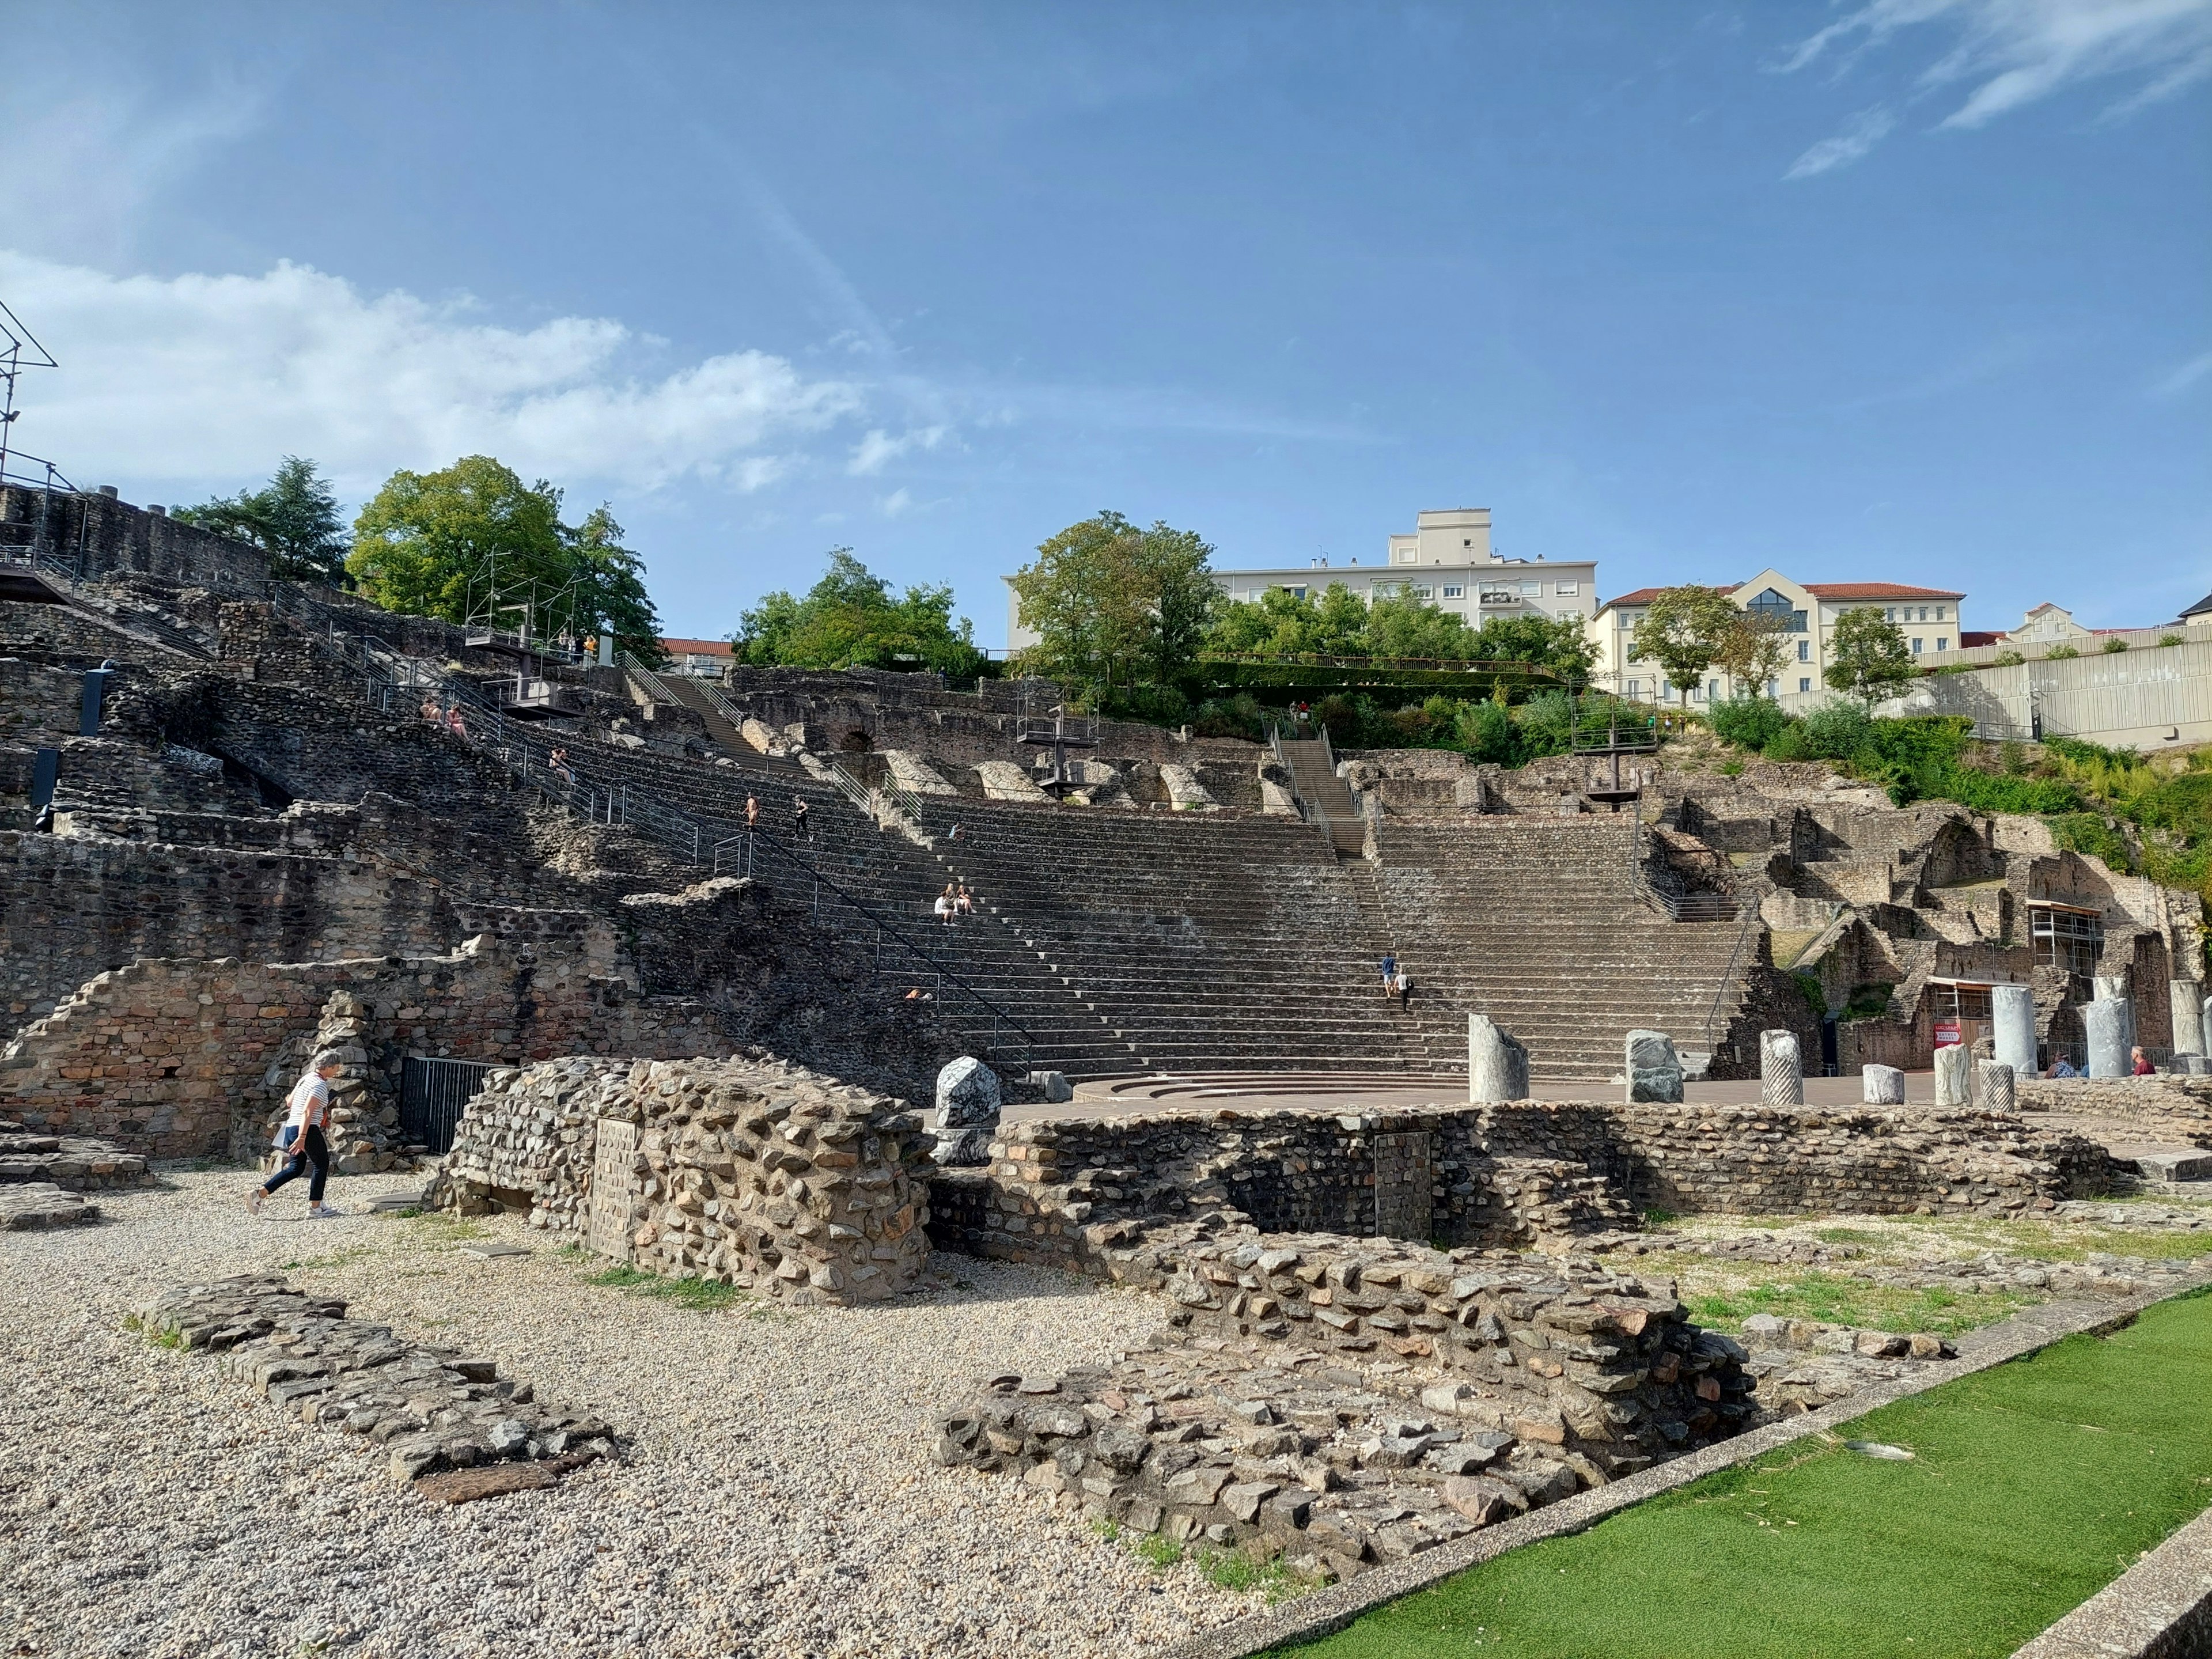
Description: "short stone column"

(2085, 997), (2135, 1078)
(1976, 1059), (2016, 1112)
(1990, 983), (2038, 1078)
(1862, 1063), (1904, 1104)
(1469, 1014), (1530, 1104)
(1759, 1030), (1803, 1107)
(2171, 982), (2207, 1058)
(1932, 1043), (1972, 1107)
(1625, 1029), (1684, 1104)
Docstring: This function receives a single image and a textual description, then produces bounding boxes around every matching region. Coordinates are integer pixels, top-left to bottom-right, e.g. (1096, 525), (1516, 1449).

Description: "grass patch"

(403, 1213), (488, 1245)
(1132, 1533), (1185, 1571)
(1813, 1226), (1885, 1245)
(582, 1263), (753, 1313)
(1686, 1271), (2032, 1337)
(275, 1247), (372, 1274)
(1196, 1546), (1312, 1603)
(1270, 1288), (2212, 1658)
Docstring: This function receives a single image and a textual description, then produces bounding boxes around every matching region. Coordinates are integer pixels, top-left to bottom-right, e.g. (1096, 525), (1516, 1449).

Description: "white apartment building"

(1586, 570), (1968, 710)
(1003, 507), (1597, 651)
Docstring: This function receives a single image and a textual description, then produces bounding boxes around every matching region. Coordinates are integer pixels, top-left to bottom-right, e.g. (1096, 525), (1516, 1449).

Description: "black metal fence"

(399, 1056), (498, 1153)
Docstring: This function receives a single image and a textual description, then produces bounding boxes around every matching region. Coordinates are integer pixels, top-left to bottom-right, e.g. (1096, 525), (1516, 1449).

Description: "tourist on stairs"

(793, 797), (810, 838)
(1380, 953), (1397, 998)
(249, 1050), (343, 1219)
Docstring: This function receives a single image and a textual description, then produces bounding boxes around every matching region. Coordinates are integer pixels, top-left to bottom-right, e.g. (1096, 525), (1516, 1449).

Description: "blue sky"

(2, 1), (2207, 643)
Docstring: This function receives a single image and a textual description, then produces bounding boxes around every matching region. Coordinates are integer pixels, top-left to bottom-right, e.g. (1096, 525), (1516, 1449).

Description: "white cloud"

(1785, 105), (1900, 176)
(846, 423), (949, 475)
(0, 251), (862, 497)
(880, 487), (914, 517)
(2150, 347), (2212, 395)
(1782, 0), (2212, 129)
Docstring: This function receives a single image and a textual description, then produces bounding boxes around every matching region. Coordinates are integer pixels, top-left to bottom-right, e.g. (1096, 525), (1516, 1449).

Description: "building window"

(1706, 679), (1720, 701)
(1936, 606), (1946, 620)
(1936, 637), (1948, 652)
(1442, 585), (1464, 599)
(1520, 581), (1541, 596)
(1624, 679), (1641, 698)
(1884, 608), (1895, 622)
(1748, 588), (1808, 632)
(1766, 678), (1781, 698)
(1396, 548), (1416, 564)
(1555, 582), (1578, 596)
(1797, 639), (1810, 662)
(1798, 677), (1812, 694)
(1410, 585), (1432, 599)
(1912, 638), (1924, 653)
(1284, 585), (1308, 600)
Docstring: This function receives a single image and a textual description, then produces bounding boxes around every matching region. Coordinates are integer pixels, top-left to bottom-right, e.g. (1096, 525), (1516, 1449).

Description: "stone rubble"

(132, 1274), (619, 1483)
(935, 1229), (1756, 1580)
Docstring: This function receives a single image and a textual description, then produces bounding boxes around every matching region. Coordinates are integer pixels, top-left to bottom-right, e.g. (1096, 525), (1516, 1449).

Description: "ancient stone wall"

(435, 1054), (931, 1305)
(929, 1099), (2113, 1272)
(0, 486), (272, 588)
(0, 933), (723, 1160)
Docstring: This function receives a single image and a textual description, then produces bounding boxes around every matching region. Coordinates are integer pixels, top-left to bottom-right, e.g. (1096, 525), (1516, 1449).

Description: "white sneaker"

(309, 1203), (340, 1220)
(247, 1189), (264, 1216)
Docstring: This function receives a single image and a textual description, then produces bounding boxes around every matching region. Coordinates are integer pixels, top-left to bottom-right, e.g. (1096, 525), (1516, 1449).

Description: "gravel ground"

(0, 1168), (1257, 1659)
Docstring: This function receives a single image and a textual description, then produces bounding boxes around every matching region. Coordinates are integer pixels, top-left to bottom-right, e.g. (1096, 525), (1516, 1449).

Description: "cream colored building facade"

(1585, 569), (1968, 710)
(1005, 506), (1597, 651)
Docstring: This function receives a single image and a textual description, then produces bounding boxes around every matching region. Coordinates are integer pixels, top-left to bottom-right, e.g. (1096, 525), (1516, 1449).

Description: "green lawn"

(1270, 1288), (2212, 1659)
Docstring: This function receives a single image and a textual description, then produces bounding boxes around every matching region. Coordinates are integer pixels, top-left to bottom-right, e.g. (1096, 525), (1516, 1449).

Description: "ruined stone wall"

(0, 933), (722, 1160)
(929, 1099), (2113, 1271)
(0, 486), (272, 588)
(436, 1055), (931, 1305)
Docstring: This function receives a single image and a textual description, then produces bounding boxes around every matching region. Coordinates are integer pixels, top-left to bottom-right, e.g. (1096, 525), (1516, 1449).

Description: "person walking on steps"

(1379, 953), (1397, 998)
(745, 794), (760, 830)
(249, 1050), (343, 1219)
(793, 797), (810, 838)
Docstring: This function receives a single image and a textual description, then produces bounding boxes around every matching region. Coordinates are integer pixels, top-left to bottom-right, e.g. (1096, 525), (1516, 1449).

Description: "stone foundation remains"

(434, 1054), (931, 1305)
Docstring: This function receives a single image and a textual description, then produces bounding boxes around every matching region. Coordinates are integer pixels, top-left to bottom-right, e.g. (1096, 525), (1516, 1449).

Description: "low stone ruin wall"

(933, 1226), (1754, 1578)
(930, 1099), (2113, 1271)
(435, 1054), (931, 1306)
(0, 933), (726, 1160)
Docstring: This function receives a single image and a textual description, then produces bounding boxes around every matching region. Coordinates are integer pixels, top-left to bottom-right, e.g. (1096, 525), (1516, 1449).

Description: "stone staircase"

(1278, 736), (1368, 857)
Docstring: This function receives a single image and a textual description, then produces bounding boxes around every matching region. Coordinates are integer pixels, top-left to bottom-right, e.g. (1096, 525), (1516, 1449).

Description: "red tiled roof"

(660, 637), (733, 656)
(1960, 631), (2005, 649)
(1800, 582), (1963, 600)
(1598, 584), (1739, 610)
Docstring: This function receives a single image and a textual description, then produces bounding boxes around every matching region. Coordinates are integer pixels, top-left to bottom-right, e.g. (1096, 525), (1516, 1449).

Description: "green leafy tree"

(1823, 606), (1919, 706)
(1362, 589), (1478, 659)
(1714, 607), (1793, 698)
(1466, 612), (1600, 681)
(346, 455), (662, 658)
(1630, 586), (1738, 709)
(733, 549), (982, 675)
(1206, 582), (1368, 658)
(175, 456), (351, 583)
(1009, 511), (1217, 695)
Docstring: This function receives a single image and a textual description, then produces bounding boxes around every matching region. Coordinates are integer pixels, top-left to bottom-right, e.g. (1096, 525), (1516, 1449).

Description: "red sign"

(1934, 1022), (1961, 1048)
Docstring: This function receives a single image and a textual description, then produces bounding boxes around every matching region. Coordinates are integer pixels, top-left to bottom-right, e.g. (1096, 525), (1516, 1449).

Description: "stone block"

(1468, 1014), (1529, 1104)
(935, 1057), (1002, 1129)
(1759, 1030), (1803, 1107)
(1860, 1064), (1904, 1105)
(1975, 1060), (2015, 1113)
(1624, 1029), (1683, 1104)
(1931, 1044), (1971, 1108)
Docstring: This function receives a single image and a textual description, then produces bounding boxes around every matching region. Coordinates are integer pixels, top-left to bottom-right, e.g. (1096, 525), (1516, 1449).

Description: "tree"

(1714, 608), (1793, 698)
(1362, 589), (1478, 659)
(1466, 612), (1601, 682)
(1206, 582), (1367, 658)
(1630, 586), (1738, 709)
(1824, 606), (1919, 706)
(346, 455), (662, 657)
(733, 549), (983, 675)
(1009, 511), (1218, 695)
(175, 456), (351, 584)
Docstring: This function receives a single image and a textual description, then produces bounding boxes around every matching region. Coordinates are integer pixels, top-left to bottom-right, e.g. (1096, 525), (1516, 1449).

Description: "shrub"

(1799, 699), (1873, 762)
(2046, 644), (2080, 660)
(1708, 694), (1795, 752)
(2102, 637), (2130, 654)
(2160, 634), (2184, 647)
(1993, 649), (2025, 666)
(1762, 722), (1810, 762)
(1455, 698), (1518, 766)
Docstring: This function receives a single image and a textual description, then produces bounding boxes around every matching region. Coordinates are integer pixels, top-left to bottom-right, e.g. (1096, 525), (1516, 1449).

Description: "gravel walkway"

(1, 1169), (1255, 1658)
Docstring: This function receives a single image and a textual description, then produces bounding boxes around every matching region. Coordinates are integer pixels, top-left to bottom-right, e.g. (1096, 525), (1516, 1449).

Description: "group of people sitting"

(2046, 1045), (2160, 1079)
(418, 696), (468, 738)
(933, 884), (976, 925)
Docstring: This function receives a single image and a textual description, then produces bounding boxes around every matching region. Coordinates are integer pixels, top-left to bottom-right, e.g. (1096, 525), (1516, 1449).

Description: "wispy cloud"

(1785, 105), (1900, 176)
(1781, 0), (2212, 132)
(0, 251), (861, 497)
(847, 425), (948, 476)
(2150, 347), (2212, 395)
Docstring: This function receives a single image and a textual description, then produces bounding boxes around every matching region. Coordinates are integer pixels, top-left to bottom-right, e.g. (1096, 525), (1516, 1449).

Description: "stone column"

(2085, 998), (2135, 1079)
(2171, 982), (2206, 1058)
(1990, 984), (2038, 1078)
(1976, 1059), (2016, 1112)
(2093, 975), (2129, 1005)
(1625, 1029), (1683, 1104)
(1469, 1014), (1529, 1104)
(1932, 1043), (1972, 1107)
(2203, 994), (2212, 1067)
(1862, 1064), (1904, 1105)
(1759, 1030), (1803, 1107)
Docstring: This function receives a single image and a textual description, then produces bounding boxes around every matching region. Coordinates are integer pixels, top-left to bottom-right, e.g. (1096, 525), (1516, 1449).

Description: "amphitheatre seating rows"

(1372, 817), (1755, 1077)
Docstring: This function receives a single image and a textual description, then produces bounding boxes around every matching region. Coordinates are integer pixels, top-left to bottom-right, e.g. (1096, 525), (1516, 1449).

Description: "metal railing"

(619, 650), (680, 706)
(1698, 899), (1767, 1057)
(1629, 801), (1741, 922)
